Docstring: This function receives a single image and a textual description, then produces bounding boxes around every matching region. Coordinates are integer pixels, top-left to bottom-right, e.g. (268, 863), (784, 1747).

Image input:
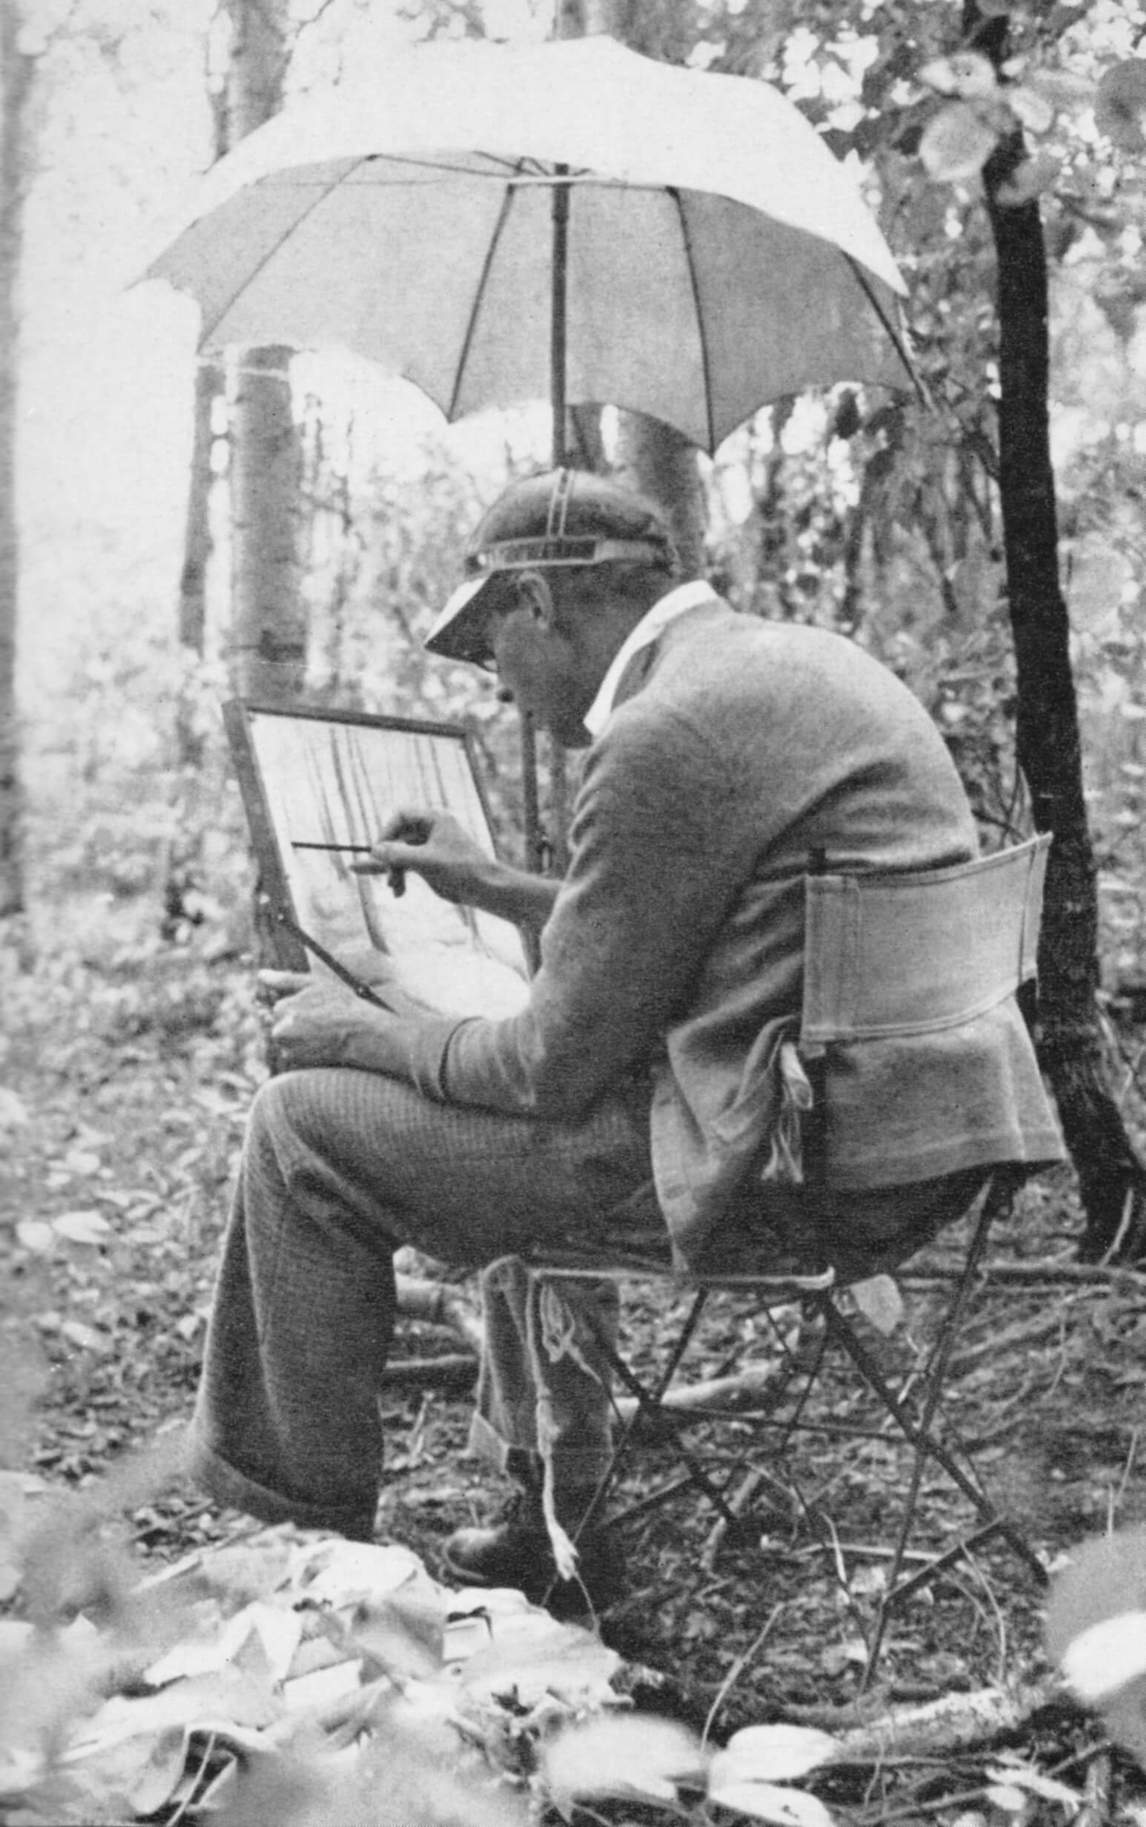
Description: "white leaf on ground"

(707, 1776), (836, 1826)
(984, 1780), (1028, 1814)
(543, 1714), (705, 1809)
(1059, 1611), (1146, 1703)
(145, 1600), (302, 1687)
(848, 1276), (904, 1336)
(61, 1149), (102, 1176)
(350, 1587), (444, 1681)
(64, 1665), (281, 1760)
(459, 1609), (622, 1707)
(282, 1657), (364, 1714)
(52, 1210), (112, 1246)
(15, 1222), (54, 1255)
(713, 1724), (841, 1784)
(984, 1763), (1083, 1808)
(59, 1319), (106, 1353)
(291, 1540), (425, 1605)
(0, 1089), (28, 1130)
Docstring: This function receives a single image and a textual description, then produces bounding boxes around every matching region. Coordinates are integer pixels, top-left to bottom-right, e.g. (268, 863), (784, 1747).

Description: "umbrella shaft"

(551, 168), (569, 467)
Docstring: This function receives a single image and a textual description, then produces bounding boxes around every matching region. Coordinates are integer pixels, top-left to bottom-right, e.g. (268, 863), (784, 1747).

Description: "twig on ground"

(902, 1261), (1146, 1287)
(380, 1354), (478, 1392)
(700, 1604), (785, 1749)
(1075, 1747), (1114, 1827)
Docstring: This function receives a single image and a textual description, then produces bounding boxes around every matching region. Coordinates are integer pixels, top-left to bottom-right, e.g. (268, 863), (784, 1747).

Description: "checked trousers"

(189, 1065), (655, 1538)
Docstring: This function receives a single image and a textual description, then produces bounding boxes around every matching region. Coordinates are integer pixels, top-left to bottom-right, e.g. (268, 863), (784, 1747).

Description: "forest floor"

(5, 899), (1146, 1821)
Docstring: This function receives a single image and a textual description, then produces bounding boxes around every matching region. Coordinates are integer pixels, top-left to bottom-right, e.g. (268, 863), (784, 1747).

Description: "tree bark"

(222, 0), (304, 708)
(174, 64), (226, 769)
(971, 7), (1146, 1260)
(613, 412), (707, 579)
(0, 10), (35, 923)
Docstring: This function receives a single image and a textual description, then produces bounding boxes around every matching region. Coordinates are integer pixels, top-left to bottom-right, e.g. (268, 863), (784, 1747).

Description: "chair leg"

(815, 1177), (1046, 1681)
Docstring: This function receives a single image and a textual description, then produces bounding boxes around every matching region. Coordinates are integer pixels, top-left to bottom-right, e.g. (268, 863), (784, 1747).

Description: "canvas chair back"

(801, 835), (1049, 1049)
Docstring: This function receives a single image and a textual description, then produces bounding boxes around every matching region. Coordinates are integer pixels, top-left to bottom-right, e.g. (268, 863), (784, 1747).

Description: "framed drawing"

(224, 700), (531, 1020)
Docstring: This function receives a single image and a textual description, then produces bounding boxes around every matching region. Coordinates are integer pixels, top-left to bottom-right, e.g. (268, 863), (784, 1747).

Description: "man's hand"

(264, 977), (395, 1072)
(352, 808), (492, 906)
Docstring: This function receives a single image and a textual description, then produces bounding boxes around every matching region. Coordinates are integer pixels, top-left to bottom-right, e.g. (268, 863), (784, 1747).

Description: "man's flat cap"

(424, 467), (676, 665)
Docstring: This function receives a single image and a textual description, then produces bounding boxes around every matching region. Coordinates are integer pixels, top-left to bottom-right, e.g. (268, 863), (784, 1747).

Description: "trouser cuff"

(188, 1433), (377, 1541)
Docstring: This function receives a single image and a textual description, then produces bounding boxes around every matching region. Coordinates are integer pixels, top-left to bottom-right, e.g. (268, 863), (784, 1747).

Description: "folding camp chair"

(522, 834), (1053, 1677)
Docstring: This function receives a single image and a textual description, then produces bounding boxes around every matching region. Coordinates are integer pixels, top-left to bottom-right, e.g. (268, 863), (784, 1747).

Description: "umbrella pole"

(519, 168), (571, 900)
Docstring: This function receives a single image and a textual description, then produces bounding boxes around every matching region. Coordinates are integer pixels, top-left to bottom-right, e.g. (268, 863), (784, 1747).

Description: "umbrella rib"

(448, 177), (520, 422)
(843, 255), (928, 405)
(198, 166), (361, 345)
(670, 188), (715, 455)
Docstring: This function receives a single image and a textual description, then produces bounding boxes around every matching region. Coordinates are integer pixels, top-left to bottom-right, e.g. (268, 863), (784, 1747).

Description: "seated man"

(190, 467), (1063, 1610)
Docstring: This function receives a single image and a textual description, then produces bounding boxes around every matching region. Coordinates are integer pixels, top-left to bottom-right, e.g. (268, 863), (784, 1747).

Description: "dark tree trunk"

(972, 7), (1146, 1260)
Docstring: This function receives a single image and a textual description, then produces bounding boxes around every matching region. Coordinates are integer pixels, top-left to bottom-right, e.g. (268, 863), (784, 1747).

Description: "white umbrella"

(145, 34), (916, 458)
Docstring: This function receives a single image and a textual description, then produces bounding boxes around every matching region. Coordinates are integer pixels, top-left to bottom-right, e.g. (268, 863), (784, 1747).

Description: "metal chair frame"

(529, 836), (1053, 1675)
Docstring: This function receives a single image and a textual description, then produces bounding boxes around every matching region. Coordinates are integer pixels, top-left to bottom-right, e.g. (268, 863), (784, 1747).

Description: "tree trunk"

(972, 6), (1146, 1261)
(613, 411), (706, 579)
(174, 64), (226, 768)
(0, 11), (34, 924)
(222, 0), (304, 707)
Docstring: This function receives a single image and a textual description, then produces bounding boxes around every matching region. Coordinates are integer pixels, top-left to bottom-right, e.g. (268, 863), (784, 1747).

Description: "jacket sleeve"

(416, 706), (755, 1120)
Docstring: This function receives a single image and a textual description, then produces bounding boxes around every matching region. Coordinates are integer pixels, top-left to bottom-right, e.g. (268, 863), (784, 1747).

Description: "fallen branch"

(380, 1354), (478, 1392)
(901, 1261), (1146, 1288)
(785, 1682), (1054, 1762)
(394, 1275), (484, 1356)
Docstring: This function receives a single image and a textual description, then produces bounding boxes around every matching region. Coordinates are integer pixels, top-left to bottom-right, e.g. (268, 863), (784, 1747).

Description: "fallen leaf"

(544, 1714), (704, 1810)
(59, 1319), (106, 1354)
(0, 1089), (28, 1130)
(848, 1276), (904, 1336)
(712, 1725), (840, 1785)
(52, 1211), (112, 1247)
(292, 1540), (425, 1606)
(15, 1222), (54, 1256)
(350, 1587), (445, 1682)
(61, 1150), (102, 1177)
(706, 1776), (836, 1825)
(459, 1610), (622, 1707)
(984, 1762), (1083, 1809)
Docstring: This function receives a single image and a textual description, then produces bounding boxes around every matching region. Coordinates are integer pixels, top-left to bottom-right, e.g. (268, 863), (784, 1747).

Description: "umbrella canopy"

(146, 35), (916, 455)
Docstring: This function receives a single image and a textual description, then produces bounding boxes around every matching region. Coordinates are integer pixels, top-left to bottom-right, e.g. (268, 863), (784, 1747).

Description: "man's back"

(418, 602), (1060, 1263)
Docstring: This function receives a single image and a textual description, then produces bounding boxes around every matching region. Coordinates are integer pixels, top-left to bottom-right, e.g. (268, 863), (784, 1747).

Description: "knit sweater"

(410, 602), (1063, 1266)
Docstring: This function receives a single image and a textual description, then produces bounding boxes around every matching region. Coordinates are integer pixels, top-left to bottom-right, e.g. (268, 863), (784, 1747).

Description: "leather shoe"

(442, 1487), (624, 1617)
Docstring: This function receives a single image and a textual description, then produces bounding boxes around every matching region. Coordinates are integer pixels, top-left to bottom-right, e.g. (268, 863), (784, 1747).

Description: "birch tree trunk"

(0, 9), (34, 922)
(174, 68), (226, 771)
(222, 0), (304, 707)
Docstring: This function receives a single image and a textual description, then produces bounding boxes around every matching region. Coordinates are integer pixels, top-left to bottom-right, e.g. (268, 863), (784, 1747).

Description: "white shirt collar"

(583, 580), (720, 740)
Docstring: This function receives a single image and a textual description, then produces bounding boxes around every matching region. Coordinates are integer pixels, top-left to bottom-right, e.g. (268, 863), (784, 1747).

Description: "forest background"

(8, 2), (1146, 1817)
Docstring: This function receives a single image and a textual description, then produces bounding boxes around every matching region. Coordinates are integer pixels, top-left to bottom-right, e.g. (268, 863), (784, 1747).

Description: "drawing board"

(224, 701), (531, 1019)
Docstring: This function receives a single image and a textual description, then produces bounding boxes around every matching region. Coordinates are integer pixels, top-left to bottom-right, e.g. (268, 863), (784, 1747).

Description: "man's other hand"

(267, 977), (397, 1072)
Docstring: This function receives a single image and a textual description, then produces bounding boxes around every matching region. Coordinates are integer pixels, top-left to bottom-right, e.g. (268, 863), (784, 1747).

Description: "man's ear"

(515, 570), (556, 628)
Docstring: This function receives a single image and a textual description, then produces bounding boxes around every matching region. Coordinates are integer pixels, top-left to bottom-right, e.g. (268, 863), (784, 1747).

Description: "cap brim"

(423, 573), (502, 665)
